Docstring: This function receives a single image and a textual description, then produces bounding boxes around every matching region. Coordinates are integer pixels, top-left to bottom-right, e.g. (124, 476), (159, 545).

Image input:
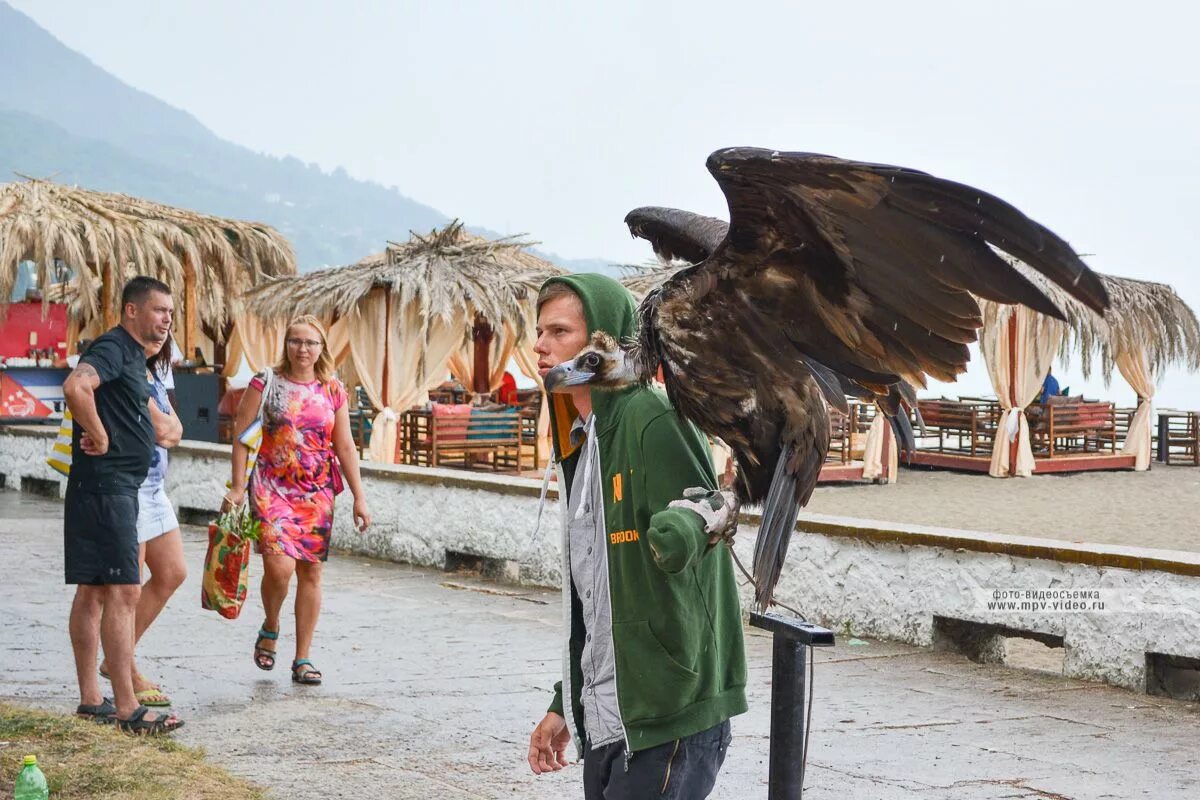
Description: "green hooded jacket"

(543, 273), (748, 753)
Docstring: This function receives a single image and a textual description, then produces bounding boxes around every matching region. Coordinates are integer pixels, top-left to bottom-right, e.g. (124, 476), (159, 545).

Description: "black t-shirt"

(70, 326), (154, 494)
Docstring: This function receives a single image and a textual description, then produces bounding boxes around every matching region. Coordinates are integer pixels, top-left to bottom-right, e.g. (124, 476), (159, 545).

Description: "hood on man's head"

(539, 273), (639, 461)
(539, 274), (637, 342)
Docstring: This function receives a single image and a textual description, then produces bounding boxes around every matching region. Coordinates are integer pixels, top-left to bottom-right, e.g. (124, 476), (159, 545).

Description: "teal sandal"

(291, 659), (322, 685)
(254, 625), (279, 671)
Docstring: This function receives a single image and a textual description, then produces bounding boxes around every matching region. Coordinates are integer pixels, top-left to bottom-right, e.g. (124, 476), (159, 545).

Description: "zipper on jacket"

(586, 426), (634, 766)
(659, 739), (681, 792)
(555, 460), (581, 756)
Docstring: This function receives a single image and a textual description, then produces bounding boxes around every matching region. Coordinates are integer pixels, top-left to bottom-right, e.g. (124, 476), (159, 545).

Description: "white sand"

(804, 465), (1200, 554)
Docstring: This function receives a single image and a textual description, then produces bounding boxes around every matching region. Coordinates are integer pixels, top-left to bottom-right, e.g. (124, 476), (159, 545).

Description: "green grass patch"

(0, 702), (266, 800)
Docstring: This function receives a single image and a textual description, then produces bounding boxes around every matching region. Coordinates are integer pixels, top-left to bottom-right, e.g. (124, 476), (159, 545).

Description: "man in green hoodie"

(525, 274), (747, 799)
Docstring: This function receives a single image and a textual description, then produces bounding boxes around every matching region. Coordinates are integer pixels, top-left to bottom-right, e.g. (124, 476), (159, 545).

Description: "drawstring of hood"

(522, 453), (558, 560)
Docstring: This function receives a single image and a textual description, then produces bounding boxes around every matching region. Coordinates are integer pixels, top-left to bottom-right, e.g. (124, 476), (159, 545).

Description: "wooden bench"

(916, 399), (995, 456)
(406, 406), (522, 470)
(1030, 401), (1117, 457)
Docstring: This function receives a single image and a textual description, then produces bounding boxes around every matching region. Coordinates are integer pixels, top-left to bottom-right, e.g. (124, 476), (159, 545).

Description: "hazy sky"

(11, 0), (1200, 404)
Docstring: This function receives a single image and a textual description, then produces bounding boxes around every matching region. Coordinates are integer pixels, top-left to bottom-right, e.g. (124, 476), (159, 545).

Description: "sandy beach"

(805, 464), (1200, 553)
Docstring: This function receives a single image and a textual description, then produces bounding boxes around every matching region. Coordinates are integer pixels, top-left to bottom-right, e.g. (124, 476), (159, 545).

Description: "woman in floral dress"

(225, 315), (371, 684)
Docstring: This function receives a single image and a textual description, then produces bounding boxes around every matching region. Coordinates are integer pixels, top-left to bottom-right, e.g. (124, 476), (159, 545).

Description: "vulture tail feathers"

(753, 449), (801, 612)
(752, 442), (821, 611)
(893, 381), (927, 436)
(889, 411), (916, 454)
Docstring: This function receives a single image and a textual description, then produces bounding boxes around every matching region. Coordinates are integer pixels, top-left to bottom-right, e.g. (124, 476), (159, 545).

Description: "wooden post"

(100, 264), (118, 330)
(382, 288), (400, 464)
(472, 313), (494, 396)
(207, 319), (232, 398)
(183, 256), (199, 361)
(880, 413), (892, 484)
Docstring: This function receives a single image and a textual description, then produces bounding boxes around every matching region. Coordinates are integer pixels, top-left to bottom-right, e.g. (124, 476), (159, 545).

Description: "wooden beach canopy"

(979, 258), (1200, 476)
(241, 221), (565, 463)
(0, 178), (296, 358)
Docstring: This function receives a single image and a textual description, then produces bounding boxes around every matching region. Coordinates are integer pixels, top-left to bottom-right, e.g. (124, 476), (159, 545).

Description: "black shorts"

(64, 486), (140, 585)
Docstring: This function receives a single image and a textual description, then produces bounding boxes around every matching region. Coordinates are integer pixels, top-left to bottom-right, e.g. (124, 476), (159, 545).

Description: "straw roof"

(992, 257), (1200, 381)
(619, 260), (688, 302)
(0, 178), (296, 330)
(242, 220), (567, 341)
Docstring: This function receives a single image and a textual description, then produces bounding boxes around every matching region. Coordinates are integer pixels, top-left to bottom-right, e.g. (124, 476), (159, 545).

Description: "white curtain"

(325, 317), (352, 367)
(861, 414), (898, 483)
(1116, 348), (1154, 470)
(979, 303), (1066, 477)
(227, 313), (350, 380)
(349, 288), (466, 464)
(511, 300), (552, 465)
(232, 311), (287, 374)
(221, 325), (245, 379)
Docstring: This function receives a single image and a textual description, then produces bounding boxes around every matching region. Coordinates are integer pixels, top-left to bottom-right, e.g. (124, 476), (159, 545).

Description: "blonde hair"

(276, 314), (335, 383)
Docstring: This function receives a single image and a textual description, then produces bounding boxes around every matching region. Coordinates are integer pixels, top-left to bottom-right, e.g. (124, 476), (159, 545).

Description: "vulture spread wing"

(625, 147), (1108, 610)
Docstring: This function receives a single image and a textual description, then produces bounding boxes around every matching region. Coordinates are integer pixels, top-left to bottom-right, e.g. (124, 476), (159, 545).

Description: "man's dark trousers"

(582, 720), (731, 799)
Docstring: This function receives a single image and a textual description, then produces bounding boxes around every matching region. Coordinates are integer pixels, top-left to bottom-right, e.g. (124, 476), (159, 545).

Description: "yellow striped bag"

(226, 369), (275, 489)
(47, 410), (74, 476)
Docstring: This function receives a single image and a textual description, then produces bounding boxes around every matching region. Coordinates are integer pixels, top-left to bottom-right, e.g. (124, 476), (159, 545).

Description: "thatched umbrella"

(0, 177), (296, 356)
(245, 220), (565, 389)
(620, 260), (686, 303)
(978, 256), (1199, 474)
(1009, 263), (1200, 381)
(242, 221), (565, 462)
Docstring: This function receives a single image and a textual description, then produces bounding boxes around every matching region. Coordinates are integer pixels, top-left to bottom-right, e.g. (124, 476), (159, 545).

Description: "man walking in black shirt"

(62, 276), (183, 734)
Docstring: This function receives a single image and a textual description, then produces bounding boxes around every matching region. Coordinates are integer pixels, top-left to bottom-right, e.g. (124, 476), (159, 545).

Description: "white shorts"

(136, 482), (179, 544)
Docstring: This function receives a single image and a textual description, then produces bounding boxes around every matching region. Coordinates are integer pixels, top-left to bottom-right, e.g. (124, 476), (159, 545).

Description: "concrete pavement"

(1, 491), (1197, 799)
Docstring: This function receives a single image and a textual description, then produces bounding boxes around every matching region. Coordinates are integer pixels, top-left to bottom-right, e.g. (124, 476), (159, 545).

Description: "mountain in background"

(0, 1), (618, 276)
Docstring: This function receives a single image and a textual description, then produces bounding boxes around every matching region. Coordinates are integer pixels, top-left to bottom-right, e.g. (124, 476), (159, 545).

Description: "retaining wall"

(3, 424), (1197, 696)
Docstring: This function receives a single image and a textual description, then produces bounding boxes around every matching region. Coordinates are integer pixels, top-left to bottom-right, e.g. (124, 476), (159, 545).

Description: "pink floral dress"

(248, 373), (346, 562)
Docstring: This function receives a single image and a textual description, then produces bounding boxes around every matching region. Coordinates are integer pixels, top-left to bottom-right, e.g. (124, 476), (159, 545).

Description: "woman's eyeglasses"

(287, 338), (323, 350)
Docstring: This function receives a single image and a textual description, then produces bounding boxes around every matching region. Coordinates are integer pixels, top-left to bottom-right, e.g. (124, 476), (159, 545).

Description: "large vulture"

(545, 148), (1108, 611)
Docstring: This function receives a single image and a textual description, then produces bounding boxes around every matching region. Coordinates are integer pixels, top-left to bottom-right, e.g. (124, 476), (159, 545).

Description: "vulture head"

(543, 331), (636, 393)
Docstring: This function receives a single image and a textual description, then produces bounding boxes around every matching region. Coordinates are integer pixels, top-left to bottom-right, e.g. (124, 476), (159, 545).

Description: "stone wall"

(0, 427), (566, 586)
(4, 424), (1198, 695)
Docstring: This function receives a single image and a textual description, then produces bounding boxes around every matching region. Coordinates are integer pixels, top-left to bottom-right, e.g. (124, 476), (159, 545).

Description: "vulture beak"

(543, 358), (596, 393)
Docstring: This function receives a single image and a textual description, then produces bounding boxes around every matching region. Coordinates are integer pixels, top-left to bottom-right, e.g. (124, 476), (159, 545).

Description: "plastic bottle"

(13, 755), (49, 800)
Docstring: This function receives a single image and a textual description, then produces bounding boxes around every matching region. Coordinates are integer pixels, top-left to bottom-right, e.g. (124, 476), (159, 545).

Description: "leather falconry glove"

(668, 487), (741, 544)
